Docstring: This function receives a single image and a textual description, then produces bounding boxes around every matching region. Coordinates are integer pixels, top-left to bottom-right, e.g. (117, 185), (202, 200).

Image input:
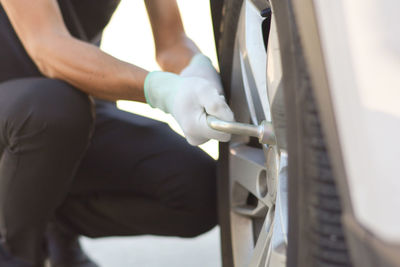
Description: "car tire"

(214, 0), (353, 266)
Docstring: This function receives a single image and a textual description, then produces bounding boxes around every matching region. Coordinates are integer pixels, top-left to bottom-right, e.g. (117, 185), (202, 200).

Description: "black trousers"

(0, 78), (217, 263)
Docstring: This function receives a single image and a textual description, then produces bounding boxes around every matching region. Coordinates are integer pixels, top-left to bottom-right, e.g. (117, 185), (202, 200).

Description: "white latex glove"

(180, 54), (224, 95)
(144, 71), (234, 146)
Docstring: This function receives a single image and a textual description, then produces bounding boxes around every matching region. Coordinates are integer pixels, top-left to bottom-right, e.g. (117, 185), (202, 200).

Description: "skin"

(0, 0), (200, 102)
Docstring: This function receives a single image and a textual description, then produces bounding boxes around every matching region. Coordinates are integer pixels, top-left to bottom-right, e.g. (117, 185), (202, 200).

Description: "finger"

(197, 113), (232, 142)
(186, 135), (209, 146)
(200, 93), (235, 122)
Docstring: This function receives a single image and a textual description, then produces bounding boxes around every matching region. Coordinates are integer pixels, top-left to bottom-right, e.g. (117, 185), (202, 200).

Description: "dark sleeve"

(59, 0), (121, 43)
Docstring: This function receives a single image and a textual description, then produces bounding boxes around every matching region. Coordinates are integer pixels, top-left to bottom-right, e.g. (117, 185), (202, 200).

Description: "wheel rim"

(228, 1), (288, 266)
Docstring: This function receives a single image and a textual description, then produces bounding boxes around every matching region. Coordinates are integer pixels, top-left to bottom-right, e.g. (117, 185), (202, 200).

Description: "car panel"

(311, 0), (400, 242)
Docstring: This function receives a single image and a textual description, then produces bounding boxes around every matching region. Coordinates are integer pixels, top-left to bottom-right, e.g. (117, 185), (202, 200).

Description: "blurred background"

(80, 1), (222, 266)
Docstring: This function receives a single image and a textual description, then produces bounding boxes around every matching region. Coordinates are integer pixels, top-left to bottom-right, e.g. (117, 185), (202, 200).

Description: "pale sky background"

(81, 1), (222, 266)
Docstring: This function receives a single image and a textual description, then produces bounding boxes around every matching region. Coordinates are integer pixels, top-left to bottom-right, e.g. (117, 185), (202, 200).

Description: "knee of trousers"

(164, 158), (218, 238)
(177, 208), (218, 238)
(0, 78), (94, 152)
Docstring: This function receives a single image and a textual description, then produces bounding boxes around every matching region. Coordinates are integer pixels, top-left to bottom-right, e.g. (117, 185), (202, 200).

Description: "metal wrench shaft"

(206, 115), (275, 145)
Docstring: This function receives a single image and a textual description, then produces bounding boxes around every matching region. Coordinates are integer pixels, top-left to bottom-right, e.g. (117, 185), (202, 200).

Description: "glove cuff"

(143, 71), (158, 108)
(144, 71), (181, 113)
(182, 54), (213, 73)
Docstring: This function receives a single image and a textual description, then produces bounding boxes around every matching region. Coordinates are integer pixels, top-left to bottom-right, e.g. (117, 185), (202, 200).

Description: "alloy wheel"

(227, 1), (288, 266)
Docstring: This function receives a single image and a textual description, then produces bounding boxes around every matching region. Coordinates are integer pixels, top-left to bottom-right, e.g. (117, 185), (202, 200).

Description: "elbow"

(31, 48), (57, 78)
(27, 38), (58, 79)
(36, 60), (58, 79)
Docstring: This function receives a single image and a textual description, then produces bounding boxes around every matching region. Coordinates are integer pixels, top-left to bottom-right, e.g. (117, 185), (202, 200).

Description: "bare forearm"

(144, 0), (200, 73)
(33, 35), (148, 102)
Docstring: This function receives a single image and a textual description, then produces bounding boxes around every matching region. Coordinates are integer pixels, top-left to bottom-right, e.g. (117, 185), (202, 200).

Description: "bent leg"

(56, 102), (217, 238)
(0, 78), (94, 263)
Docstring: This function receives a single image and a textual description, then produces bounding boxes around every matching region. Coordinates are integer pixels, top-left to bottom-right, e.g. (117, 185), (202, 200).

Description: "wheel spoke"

(233, 200), (268, 218)
(249, 208), (274, 267)
(266, 13), (283, 107)
(277, 151), (289, 245)
(229, 144), (273, 208)
(237, 0), (271, 123)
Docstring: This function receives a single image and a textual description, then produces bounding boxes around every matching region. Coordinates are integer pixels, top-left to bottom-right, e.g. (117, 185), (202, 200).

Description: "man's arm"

(1, 0), (234, 145)
(144, 0), (200, 73)
(0, 0), (147, 102)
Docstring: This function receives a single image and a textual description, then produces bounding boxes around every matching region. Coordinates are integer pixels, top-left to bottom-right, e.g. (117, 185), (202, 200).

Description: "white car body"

(305, 0), (400, 243)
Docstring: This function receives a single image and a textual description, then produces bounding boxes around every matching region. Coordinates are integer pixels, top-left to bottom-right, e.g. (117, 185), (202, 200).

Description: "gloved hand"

(144, 71), (234, 146)
(180, 54), (224, 95)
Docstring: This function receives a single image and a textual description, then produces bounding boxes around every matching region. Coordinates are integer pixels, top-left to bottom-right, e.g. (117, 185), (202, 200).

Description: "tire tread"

(301, 81), (352, 266)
